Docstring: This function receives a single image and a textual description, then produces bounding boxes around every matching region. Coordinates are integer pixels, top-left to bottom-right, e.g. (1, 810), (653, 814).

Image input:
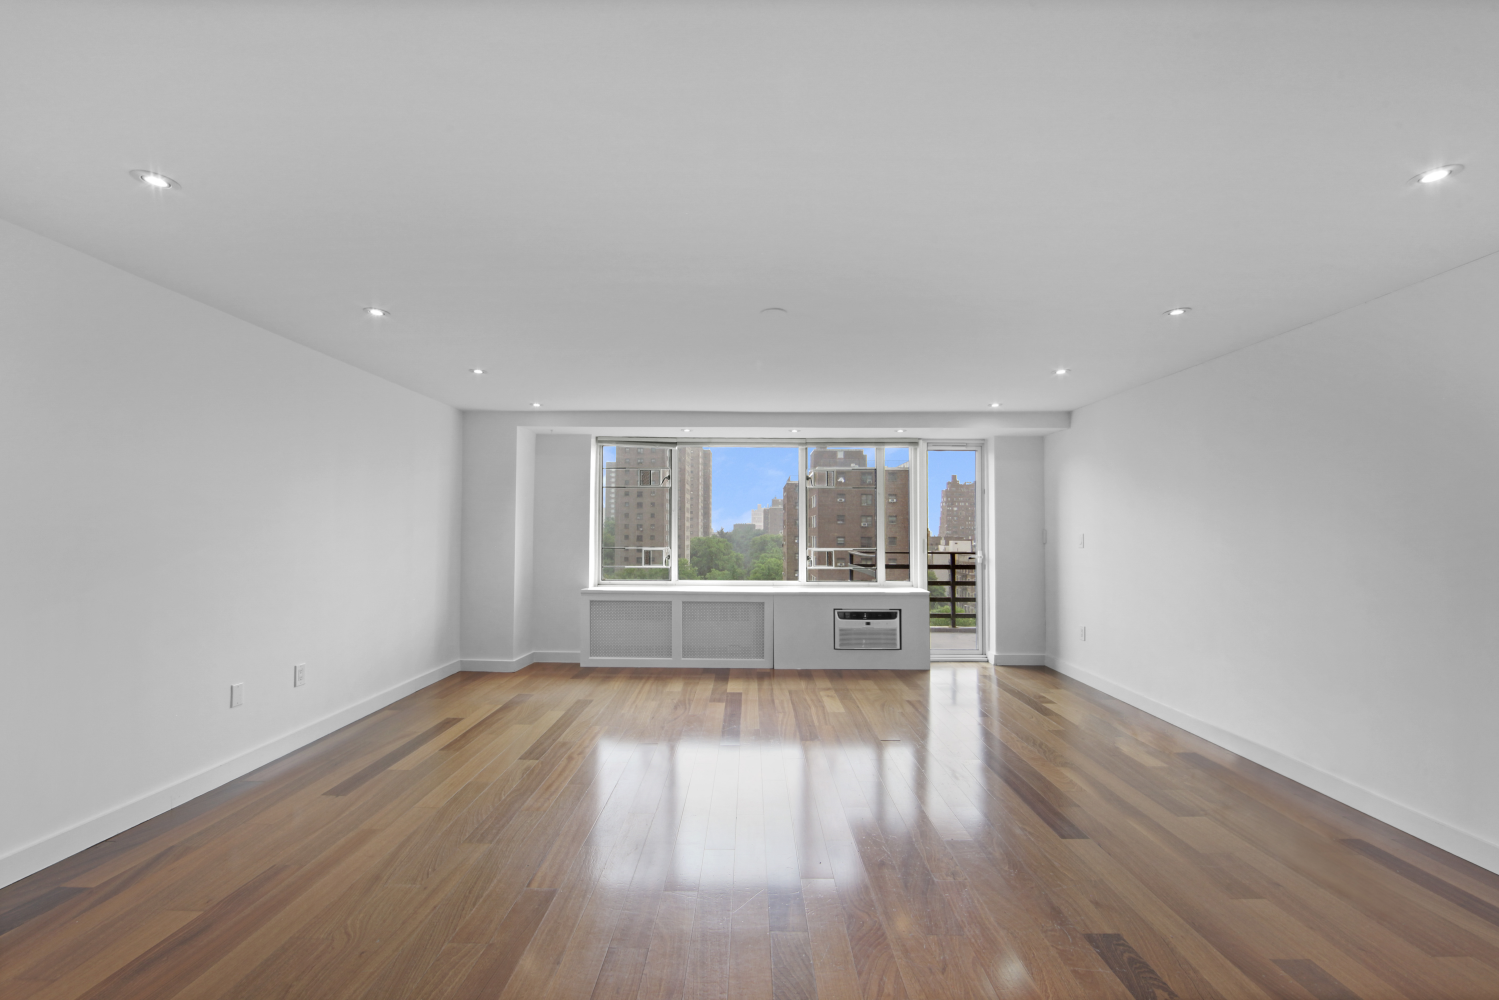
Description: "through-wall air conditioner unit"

(833, 609), (901, 650)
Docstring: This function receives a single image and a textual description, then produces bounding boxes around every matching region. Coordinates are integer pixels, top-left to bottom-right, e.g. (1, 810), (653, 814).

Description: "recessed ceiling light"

(364, 306), (389, 318)
(1054, 368), (1070, 376)
(1416, 164), (1463, 184)
(789, 429), (799, 434)
(989, 402), (1001, 408)
(130, 170), (178, 190)
(469, 368), (485, 375)
(531, 402), (542, 407)
(1165, 306), (1191, 317)
(895, 429), (906, 434)
(682, 428), (692, 433)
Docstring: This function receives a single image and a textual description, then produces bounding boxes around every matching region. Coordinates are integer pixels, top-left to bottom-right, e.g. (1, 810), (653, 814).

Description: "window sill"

(584, 583), (929, 596)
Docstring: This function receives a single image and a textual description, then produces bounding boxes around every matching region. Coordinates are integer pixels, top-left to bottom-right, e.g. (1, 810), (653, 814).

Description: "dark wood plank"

(518, 699), (591, 761)
(1341, 837), (1499, 930)
(323, 717), (461, 796)
(1086, 933), (1181, 1000)
(441, 693), (533, 752)
(1272, 959), (1363, 1000)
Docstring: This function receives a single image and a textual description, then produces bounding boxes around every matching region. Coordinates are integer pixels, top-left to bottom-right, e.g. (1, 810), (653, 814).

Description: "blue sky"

(710, 447), (800, 530)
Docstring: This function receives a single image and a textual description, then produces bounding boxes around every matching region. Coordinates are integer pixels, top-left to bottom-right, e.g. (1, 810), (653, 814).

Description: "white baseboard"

(988, 652), (1047, 666)
(1048, 656), (1499, 876)
(0, 659), (463, 891)
(460, 651), (582, 673)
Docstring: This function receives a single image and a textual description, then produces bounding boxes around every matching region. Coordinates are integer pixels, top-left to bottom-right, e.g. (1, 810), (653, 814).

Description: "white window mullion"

(797, 445), (808, 583)
(669, 445), (679, 582)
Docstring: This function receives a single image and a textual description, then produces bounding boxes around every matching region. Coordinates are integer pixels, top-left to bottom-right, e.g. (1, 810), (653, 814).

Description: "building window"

(860, 536), (873, 547)
(887, 493), (897, 503)
(888, 535), (898, 546)
(860, 471), (875, 486)
(860, 494), (873, 506)
(888, 514), (897, 525)
(835, 536), (845, 545)
(861, 515), (872, 527)
(836, 514), (845, 524)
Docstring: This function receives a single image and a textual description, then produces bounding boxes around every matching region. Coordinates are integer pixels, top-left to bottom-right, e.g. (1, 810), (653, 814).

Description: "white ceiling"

(3, 1), (1496, 413)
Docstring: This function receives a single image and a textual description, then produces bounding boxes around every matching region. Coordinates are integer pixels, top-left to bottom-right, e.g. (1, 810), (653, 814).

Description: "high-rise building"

(762, 497), (784, 535)
(938, 474), (976, 542)
(603, 444), (712, 566)
(781, 449), (910, 581)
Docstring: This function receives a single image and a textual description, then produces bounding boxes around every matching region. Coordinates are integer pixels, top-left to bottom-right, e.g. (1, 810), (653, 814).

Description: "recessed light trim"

(1054, 368), (1070, 376)
(1416, 164), (1464, 184)
(895, 429), (906, 434)
(531, 402), (542, 408)
(682, 428), (692, 433)
(130, 170), (178, 190)
(989, 402), (1002, 408)
(364, 306), (390, 318)
(789, 429), (799, 434)
(1165, 306), (1191, 317)
(469, 368), (485, 375)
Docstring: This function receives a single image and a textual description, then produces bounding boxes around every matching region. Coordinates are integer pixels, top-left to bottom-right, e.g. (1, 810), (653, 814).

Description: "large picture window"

(596, 440), (914, 584)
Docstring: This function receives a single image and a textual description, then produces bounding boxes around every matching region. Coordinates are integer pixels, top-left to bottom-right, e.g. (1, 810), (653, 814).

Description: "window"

(597, 440), (913, 584)
(599, 444), (670, 580)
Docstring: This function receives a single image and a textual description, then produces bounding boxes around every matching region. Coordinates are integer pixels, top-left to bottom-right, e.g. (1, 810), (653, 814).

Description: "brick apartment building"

(781, 448), (911, 581)
(938, 473), (976, 544)
(603, 444), (711, 566)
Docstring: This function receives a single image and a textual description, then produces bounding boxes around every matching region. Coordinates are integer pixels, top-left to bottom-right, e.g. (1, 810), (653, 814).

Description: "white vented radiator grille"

(590, 601), (672, 658)
(834, 609), (902, 650)
(682, 602), (766, 660)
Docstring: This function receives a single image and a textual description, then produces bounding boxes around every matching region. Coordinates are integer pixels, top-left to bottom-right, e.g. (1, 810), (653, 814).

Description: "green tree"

(748, 553), (783, 580)
(690, 536), (743, 579)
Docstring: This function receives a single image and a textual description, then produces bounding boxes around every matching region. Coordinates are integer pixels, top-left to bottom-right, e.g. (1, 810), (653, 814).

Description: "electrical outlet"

(294, 662), (307, 687)
(230, 682), (244, 708)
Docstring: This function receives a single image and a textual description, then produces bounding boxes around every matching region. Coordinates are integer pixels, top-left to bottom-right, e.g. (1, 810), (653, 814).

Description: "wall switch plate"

(230, 682), (244, 708)
(1080, 626), (1087, 641)
(294, 663), (307, 687)
(1079, 533), (1086, 548)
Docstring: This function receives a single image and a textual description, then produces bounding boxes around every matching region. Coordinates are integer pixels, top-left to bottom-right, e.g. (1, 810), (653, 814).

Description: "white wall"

(1046, 251), (1499, 873)
(988, 436), (1046, 664)
(531, 433), (592, 658)
(0, 219), (462, 887)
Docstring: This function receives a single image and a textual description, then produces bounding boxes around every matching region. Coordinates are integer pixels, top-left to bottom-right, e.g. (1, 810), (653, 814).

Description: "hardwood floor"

(4, 663), (1499, 999)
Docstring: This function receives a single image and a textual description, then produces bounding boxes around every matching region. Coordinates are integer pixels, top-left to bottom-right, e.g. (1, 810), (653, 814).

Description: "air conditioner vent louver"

(683, 602), (765, 659)
(833, 609), (901, 651)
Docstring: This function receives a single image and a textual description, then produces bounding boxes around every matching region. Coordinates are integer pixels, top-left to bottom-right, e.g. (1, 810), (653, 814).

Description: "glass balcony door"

(926, 447), (981, 655)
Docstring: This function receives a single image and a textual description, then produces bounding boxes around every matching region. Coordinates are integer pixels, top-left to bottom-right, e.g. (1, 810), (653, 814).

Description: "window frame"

(592, 437), (916, 587)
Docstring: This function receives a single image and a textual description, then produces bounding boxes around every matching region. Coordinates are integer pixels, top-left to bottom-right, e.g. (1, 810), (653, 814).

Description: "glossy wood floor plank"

(6, 663), (1499, 999)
